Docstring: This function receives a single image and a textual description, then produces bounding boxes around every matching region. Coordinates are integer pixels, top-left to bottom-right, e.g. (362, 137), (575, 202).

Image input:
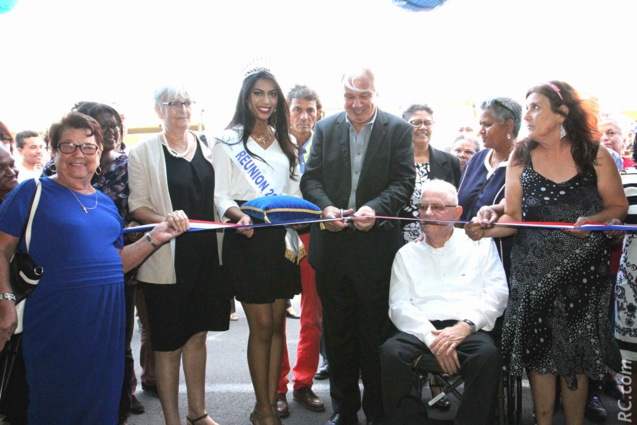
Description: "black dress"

(145, 143), (231, 351)
(503, 163), (622, 389)
(223, 210), (301, 305)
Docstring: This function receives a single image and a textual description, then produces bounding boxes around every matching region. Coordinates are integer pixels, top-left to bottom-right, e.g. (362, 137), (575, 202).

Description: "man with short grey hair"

(380, 179), (508, 425)
(301, 67), (415, 425)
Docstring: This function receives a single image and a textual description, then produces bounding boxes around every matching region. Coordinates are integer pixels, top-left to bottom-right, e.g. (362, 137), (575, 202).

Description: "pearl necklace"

(160, 132), (191, 158)
(68, 188), (98, 213)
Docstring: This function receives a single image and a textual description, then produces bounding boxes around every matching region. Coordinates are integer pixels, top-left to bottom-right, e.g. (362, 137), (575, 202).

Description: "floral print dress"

(400, 162), (430, 243)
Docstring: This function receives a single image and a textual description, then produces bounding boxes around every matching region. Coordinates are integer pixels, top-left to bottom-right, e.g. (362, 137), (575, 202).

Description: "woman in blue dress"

(0, 112), (186, 425)
(458, 97), (522, 280)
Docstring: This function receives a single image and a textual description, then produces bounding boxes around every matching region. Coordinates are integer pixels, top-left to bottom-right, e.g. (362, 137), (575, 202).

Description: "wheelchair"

(413, 354), (522, 425)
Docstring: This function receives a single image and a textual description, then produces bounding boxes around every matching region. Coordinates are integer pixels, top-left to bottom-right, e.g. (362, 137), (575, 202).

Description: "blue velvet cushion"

(240, 195), (321, 224)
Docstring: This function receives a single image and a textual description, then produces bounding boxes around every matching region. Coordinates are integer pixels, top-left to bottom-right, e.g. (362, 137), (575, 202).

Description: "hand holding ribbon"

(350, 205), (376, 232)
(603, 218), (624, 240)
(321, 206), (353, 232)
(236, 214), (254, 239)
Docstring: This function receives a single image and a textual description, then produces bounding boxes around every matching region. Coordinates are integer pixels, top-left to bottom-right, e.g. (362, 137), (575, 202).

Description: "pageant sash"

(218, 128), (278, 197)
(217, 128), (305, 263)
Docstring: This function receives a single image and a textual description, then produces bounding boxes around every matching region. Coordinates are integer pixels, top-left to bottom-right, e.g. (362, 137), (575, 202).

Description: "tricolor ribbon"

(123, 217), (637, 233)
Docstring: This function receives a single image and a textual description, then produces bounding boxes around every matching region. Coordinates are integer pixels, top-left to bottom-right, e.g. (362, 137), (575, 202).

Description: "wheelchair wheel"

(500, 367), (522, 425)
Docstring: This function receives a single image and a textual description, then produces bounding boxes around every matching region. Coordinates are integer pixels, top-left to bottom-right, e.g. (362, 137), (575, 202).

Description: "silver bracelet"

(0, 293), (16, 302)
(145, 232), (160, 250)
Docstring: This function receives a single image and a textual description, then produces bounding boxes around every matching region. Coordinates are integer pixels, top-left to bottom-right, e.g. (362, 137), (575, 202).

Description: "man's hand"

(429, 323), (471, 375)
(351, 205), (376, 232)
(464, 220), (486, 241)
(322, 206), (353, 232)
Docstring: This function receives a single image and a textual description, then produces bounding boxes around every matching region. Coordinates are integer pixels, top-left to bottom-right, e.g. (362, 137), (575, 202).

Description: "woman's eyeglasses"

(409, 119), (434, 128)
(57, 142), (99, 155)
(161, 100), (195, 110)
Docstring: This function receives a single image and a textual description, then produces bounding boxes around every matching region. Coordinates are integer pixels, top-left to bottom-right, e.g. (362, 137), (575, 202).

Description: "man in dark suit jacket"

(300, 68), (415, 425)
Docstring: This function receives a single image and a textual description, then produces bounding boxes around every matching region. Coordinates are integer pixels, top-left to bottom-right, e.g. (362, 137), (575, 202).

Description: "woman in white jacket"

(128, 84), (230, 425)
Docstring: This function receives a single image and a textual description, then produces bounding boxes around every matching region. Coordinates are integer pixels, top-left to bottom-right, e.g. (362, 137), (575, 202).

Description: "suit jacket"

(428, 145), (461, 188)
(300, 108), (415, 280)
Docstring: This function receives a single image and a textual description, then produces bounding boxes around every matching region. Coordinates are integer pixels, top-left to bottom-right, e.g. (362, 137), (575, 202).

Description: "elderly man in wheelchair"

(380, 179), (509, 425)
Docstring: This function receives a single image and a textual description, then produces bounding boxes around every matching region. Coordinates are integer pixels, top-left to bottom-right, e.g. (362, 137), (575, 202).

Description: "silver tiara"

(242, 55), (273, 79)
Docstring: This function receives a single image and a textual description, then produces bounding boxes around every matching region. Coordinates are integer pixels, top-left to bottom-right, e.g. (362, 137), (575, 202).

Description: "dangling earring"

(50, 163), (57, 173)
(95, 166), (102, 176)
(507, 134), (512, 140)
(560, 124), (567, 139)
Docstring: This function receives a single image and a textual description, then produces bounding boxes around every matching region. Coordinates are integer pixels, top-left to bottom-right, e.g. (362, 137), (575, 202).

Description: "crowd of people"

(0, 64), (636, 425)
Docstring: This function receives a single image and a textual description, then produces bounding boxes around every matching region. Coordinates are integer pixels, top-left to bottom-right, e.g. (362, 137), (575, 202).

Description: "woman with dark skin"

(213, 68), (301, 425)
(457, 97), (522, 281)
(0, 145), (18, 201)
(0, 121), (15, 156)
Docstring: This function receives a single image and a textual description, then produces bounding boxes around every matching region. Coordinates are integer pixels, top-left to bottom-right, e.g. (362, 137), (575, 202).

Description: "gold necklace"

(251, 131), (274, 146)
(68, 188), (98, 213)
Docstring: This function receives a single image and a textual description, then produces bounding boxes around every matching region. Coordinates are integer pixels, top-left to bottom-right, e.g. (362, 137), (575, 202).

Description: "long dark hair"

(226, 71), (298, 179)
(513, 81), (599, 176)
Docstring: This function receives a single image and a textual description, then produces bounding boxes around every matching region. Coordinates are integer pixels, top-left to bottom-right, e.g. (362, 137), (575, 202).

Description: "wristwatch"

(461, 319), (477, 333)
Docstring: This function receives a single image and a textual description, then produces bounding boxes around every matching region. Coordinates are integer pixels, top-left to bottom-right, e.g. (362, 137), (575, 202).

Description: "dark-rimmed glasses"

(0, 135), (12, 142)
(58, 142), (99, 155)
(417, 203), (457, 213)
(161, 100), (194, 109)
(409, 119), (434, 128)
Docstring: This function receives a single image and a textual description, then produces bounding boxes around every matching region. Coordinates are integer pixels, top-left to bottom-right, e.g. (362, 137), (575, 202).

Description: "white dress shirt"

(388, 228), (509, 347)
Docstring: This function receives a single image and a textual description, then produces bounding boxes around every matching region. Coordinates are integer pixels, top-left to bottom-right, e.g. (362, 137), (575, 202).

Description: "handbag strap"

(465, 173), (494, 220)
(20, 179), (42, 253)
